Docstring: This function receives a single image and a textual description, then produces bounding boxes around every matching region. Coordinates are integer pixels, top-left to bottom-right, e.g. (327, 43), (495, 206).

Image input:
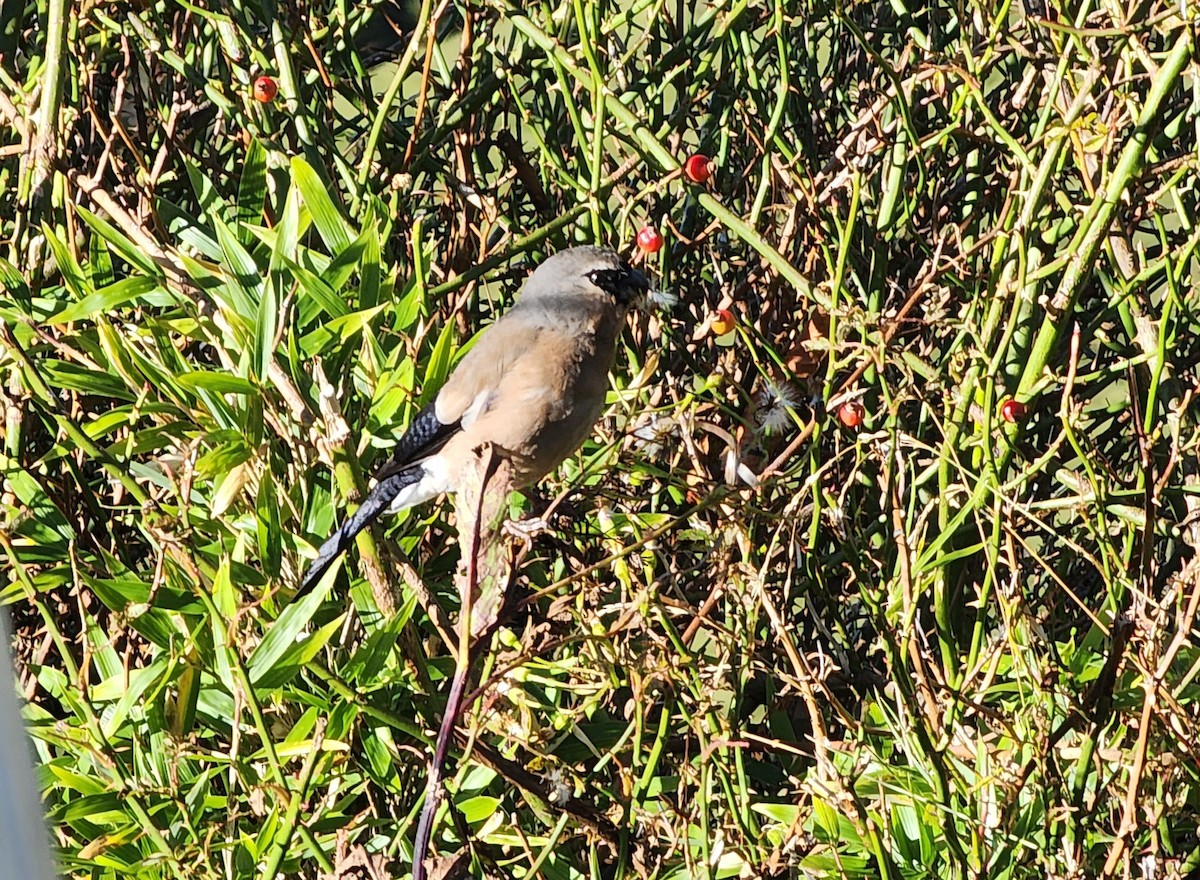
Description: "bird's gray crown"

(521, 246), (650, 306)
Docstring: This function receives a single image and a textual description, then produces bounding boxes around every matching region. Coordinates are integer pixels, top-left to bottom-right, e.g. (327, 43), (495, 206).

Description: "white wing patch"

(385, 455), (455, 513)
(460, 389), (493, 429)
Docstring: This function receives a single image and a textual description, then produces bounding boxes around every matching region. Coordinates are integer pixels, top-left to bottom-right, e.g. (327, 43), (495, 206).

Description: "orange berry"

(999, 398), (1027, 422)
(710, 308), (735, 336)
(838, 401), (865, 429)
(636, 226), (664, 254)
(253, 76), (278, 103)
(684, 154), (714, 183)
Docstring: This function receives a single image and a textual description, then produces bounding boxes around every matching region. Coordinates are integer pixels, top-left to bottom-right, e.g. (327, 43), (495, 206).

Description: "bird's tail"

(296, 466), (424, 597)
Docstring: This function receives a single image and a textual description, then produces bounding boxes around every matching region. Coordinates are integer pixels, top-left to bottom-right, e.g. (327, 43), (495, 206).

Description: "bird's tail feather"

(296, 466), (424, 597)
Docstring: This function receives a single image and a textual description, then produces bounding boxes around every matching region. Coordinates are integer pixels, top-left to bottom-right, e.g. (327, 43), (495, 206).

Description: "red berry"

(999, 398), (1027, 423)
(636, 226), (664, 254)
(684, 154), (714, 183)
(253, 76), (278, 103)
(710, 308), (735, 336)
(838, 401), (865, 429)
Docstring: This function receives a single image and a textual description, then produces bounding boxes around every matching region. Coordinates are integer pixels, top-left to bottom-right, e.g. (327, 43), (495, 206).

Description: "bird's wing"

(433, 313), (543, 426)
(374, 312), (540, 480)
(373, 401), (459, 481)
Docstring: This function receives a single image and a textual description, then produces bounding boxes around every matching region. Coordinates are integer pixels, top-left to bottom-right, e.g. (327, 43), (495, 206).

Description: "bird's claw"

(503, 516), (551, 549)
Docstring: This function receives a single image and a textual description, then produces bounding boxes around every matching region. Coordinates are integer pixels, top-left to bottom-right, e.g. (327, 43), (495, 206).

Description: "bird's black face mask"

(587, 262), (651, 306)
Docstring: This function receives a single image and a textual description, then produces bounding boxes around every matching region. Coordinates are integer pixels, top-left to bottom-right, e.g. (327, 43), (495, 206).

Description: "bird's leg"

(502, 489), (583, 548)
(502, 514), (551, 549)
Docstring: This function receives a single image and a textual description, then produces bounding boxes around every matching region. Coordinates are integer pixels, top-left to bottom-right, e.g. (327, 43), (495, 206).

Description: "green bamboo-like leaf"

(244, 569), (335, 683)
(248, 611), (345, 687)
(87, 227), (115, 287)
(98, 655), (170, 737)
(338, 599), (414, 683)
(75, 206), (163, 278)
(184, 158), (231, 227)
(212, 555), (237, 620)
(212, 212), (263, 319)
(40, 361), (136, 401)
(419, 317), (459, 405)
(59, 794), (134, 828)
(0, 256), (32, 310)
(252, 273), (279, 380)
(46, 276), (159, 324)
(169, 662), (200, 740)
(158, 198), (224, 261)
(456, 795), (502, 825)
(267, 180), (309, 273)
(751, 803), (801, 824)
(1, 455), (74, 547)
(391, 276), (423, 331)
(321, 229), (369, 292)
(176, 372), (257, 395)
(359, 217), (381, 309)
(291, 156), (351, 254)
(41, 223), (88, 298)
(256, 469), (282, 578)
(285, 253), (349, 321)
(237, 138), (268, 244)
(304, 303), (388, 358)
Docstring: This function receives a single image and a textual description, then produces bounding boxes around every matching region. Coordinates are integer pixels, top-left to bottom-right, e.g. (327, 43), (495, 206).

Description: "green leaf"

(256, 469), (282, 577)
(37, 360), (134, 401)
(184, 158), (230, 226)
(321, 229), (369, 293)
(75, 205), (163, 277)
(286, 254), (350, 322)
(252, 273), (279, 380)
(212, 212), (263, 320)
(212, 556), (237, 620)
(237, 137), (268, 244)
(751, 803), (801, 824)
(391, 276), (423, 331)
(250, 613), (345, 689)
(0, 255), (32, 308)
(420, 318), (459, 405)
(359, 218), (381, 309)
(456, 795), (502, 825)
(59, 793), (135, 828)
(158, 198), (224, 262)
(176, 372), (257, 395)
(1, 455), (74, 546)
(47, 276), (160, 324)
(340, 604), (412, 684)
(291, 156), (351, 254)
(245, 576), (338, 685)
(87, 227), (115, 287)
(171, 661), (201, 738)
(41, 223), (87, 298)
(196, 433), (254, 477)
(99, 655), (171, 737)
(211, 461), (252, 517)
(268, 181), (308, 273)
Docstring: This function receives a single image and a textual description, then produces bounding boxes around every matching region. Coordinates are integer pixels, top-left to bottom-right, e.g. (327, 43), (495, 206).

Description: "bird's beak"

(637, 282), (678, 312)
(626, 267), (675, 312)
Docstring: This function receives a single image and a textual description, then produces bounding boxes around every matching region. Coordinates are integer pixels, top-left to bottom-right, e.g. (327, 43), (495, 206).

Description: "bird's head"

(523, 246), (652, 310)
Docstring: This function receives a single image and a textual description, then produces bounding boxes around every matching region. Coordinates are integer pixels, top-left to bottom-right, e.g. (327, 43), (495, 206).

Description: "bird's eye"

(587, 268), (624, 294)
(587, 266), (649, 306)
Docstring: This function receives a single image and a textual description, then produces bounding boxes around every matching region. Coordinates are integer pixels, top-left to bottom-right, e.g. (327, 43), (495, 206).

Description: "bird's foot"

(503, 515), (551, 549)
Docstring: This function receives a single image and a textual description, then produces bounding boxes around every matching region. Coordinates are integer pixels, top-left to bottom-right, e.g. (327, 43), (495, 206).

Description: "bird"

(297, 245), (652, 597)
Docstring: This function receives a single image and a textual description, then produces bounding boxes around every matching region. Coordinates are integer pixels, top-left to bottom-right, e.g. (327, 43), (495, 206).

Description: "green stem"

(1015, 33), (1193, 402)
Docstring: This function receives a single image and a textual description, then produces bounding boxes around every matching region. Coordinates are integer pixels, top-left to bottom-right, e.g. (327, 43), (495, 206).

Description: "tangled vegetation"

(2, 0), (1200, 877)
